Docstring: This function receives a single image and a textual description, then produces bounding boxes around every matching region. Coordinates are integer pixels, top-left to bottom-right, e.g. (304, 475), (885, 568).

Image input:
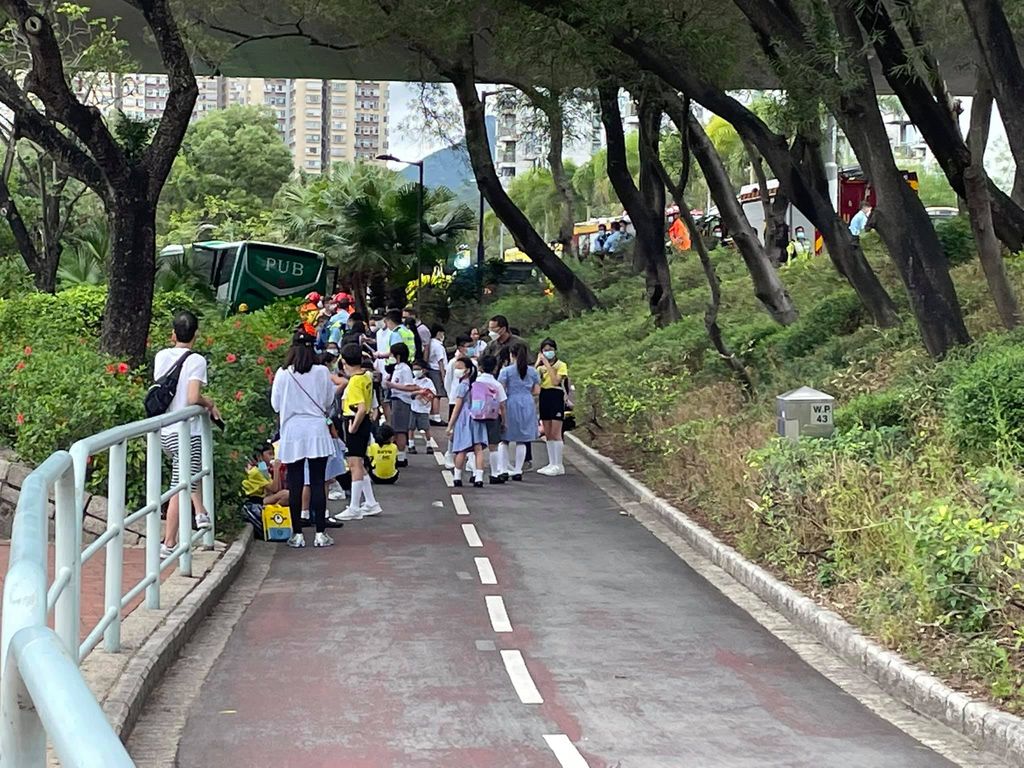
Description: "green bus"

(187, 240), (334, 313)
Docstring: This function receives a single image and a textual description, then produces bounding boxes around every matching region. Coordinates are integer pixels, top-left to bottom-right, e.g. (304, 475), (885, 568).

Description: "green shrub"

(837, 389), (909, 431)
(946, 344), (1024, 461)
(935, 215), (975, 267)
(769, 290), (864, 360)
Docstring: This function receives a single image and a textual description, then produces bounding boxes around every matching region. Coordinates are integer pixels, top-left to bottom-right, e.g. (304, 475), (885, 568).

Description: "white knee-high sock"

(360, 477), (377, 505)
(514, 443), (527, 473)
(466, 454), (476, 473)
(453, 467), (463, 481)
(347, 478), (364, 511)
(550, 440), (564, 467)
(497, 443), (509, 474)
(488, 450), (501, 477)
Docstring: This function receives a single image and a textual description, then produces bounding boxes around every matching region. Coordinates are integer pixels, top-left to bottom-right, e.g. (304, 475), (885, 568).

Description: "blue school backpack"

(469, 379), (501, 421)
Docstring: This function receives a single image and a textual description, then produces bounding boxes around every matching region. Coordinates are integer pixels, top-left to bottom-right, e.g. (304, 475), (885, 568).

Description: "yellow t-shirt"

(342, 371), (373, 414)
(367, 442), (398, 479)
(539, 360), (568, 389)
(242, 466), (271, 497)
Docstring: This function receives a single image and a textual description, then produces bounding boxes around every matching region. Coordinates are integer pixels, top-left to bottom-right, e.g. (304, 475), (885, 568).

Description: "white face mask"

(488, 330), (500, 340)
(453, 369), (467, 380)
(413, 370), (425, 378)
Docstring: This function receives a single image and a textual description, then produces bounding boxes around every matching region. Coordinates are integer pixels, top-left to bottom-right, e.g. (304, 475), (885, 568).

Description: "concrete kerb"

(565, 432), (1024, 766)
(106, 526), (253, 743)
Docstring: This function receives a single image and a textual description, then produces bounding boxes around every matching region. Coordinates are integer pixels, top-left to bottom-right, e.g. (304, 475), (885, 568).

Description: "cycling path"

(145, 439), (1002, 767)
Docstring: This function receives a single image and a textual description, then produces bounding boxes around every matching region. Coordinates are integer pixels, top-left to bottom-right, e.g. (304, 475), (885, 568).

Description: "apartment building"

(65, 74), (389, 174)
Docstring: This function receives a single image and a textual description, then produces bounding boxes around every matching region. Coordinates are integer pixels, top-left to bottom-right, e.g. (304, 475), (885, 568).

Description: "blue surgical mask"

(544, 350), (556, 360)
(257, 461), (268, 473)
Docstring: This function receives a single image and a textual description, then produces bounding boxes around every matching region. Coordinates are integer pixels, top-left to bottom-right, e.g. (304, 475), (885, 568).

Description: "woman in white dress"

(271, 329), (337, 548)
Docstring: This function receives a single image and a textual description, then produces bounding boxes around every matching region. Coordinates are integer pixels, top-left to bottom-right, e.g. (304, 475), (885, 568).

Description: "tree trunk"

(744, 139), (787, 265)
(546, 104), (577, 256)
(830, 1), (970, 358)
(1015, 170), (1024, 209)
(965, 72), (1021, 328)
(856, 0), (1024, 252)
(101, 189), (156, 364)
(683, 112), (798, 325)
(598, 85), (680, 325)
(960, 0), (1024, 189)
(604, 35), (899, 326)
(446, 66), (599, 310)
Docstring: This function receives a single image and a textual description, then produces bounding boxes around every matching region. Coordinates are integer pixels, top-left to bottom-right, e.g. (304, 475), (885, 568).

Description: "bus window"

(214, 245), (239, 289)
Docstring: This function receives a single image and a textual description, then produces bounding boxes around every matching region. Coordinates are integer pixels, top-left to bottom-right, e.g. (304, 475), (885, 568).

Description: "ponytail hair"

(510, 341), (529, 379)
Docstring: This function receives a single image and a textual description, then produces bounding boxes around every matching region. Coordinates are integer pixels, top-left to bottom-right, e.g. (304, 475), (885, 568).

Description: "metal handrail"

(0, 406), (217, 766)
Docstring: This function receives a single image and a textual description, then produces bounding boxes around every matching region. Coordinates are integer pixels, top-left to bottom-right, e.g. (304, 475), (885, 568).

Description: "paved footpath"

(155, 439), (1003, 768)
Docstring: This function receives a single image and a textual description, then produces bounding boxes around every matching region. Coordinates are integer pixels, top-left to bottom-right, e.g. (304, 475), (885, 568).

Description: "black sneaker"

(426, 446), (435, 454)
(499, 473), (509, 482)
(408, 445), (418, 454)
(511, 473), (523, 482)
(453, 479), (464, 487)
(397, 459), (409, 468)
(489, 476), (506, 485)
(473, 479), (484, 488)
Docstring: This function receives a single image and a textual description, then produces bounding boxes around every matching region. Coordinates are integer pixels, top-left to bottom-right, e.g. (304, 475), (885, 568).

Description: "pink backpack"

(469, 379), (501, 421)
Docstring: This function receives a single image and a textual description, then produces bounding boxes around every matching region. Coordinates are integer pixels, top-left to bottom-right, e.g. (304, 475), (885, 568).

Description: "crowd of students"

(230, 294), (572, 550)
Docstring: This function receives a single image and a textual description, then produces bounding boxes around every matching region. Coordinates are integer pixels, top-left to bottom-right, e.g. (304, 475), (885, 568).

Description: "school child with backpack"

(446, 357), (496, 488)
(409, 358), (437, 454)
(475, 355), (509, 483)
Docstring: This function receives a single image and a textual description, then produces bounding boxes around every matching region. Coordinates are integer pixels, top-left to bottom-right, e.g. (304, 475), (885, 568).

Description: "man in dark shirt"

(484, 314), (526, 367)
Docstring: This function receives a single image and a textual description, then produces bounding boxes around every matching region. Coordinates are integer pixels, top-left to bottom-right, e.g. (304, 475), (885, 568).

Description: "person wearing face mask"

(484, 314), (526, 368)
(469, 327), (488, 360)
(409, 358), (437, 453)
(536, 338), (569, 476)
(444, 334), (474, 468)
(786, 226), (810, 261)
(242, 442), (288, 507)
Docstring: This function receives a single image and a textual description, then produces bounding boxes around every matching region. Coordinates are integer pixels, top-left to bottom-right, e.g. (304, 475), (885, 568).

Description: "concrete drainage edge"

(104, 526), (254, 744)
(565, 433), (1024, 766)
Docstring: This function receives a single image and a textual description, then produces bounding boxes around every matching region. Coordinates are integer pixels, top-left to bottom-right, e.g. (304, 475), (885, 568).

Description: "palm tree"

(274, 162), (475, 312)
(57, 221), (109, 287)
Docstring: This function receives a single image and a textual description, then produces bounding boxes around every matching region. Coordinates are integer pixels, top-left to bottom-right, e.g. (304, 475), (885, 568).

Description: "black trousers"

(287, 456), (327, 534)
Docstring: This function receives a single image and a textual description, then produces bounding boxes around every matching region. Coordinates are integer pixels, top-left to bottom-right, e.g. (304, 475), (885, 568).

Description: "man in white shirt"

(153, 311), (220, 558)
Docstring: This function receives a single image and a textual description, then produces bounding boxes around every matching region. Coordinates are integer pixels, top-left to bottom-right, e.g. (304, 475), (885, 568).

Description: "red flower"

(234, 390), (244, 401)
(264, 366), (274, 384)
(105, 364), (116, 374)
(225, 353), (238, 364)
(265, 341), (278, 352)
(116, 362), (129, 375)
(257, 356), (265, 365)
(15, 361), (25, 371)
(15, 413), (24, 426)
(23, 346), (31, 356)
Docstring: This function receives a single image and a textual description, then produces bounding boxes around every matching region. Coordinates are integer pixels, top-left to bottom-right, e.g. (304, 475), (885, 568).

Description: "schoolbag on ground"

(469, 380), (501, 421)
(242, 499), (266, 540)
(261, 503), (293, 541)
(144, 351), (192, 418)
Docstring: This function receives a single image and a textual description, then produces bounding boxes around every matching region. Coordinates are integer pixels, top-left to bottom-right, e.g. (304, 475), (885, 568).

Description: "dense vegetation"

(471, 236), (1024, 711)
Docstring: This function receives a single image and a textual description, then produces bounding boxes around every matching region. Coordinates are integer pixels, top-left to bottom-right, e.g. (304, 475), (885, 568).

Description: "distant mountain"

(401, 116), (495, 206)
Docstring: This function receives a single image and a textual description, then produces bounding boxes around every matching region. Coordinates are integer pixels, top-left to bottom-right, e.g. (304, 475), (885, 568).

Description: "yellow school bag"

(261, 504), (293, 542)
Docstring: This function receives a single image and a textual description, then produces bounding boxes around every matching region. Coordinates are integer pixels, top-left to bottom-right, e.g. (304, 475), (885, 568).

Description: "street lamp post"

(377, 154), (425, 316)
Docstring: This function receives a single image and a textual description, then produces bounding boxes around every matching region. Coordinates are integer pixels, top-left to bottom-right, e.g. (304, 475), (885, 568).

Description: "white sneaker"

(360, 502), (382, 517)
(300, 509), (311, 521)
(537, 464), (565, 477)
(328, 489), (346, 501)
(287, 533), (306, 548)
(333, 507), (363, 521)
(160, 543), (174, 558)
(314, 532), (334, 547)
(195, 513), (212, 529)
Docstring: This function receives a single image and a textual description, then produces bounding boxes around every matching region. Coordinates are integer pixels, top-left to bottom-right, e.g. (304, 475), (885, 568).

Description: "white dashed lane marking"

(462, 523), (483, 548)
(434, 451), (446, 466)
(452, 495), (470, 516)
(543, 734), (590, 767)
(485, 595), (513, 633)
(500, 650), (544, 704)
(474, 557), (497, 585)
(441, 470), (454, 487)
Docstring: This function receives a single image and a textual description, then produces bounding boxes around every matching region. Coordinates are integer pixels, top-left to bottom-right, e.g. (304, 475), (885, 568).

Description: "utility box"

(776, 386), (836, 440)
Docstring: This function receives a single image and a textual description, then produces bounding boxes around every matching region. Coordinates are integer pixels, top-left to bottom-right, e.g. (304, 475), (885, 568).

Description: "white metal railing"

(0, 406), (216, 766)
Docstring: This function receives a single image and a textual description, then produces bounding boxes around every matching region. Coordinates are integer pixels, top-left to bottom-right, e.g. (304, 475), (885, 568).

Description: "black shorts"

(539, 388), (565, 421)
(344, 417), (371, 458)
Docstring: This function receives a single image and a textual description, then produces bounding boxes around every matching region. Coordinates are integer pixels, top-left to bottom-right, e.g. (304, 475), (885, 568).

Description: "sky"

(387, 82), (455, 164)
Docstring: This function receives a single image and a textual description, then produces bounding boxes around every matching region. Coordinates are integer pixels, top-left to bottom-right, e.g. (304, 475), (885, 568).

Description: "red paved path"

(0, 543), (167, 644)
